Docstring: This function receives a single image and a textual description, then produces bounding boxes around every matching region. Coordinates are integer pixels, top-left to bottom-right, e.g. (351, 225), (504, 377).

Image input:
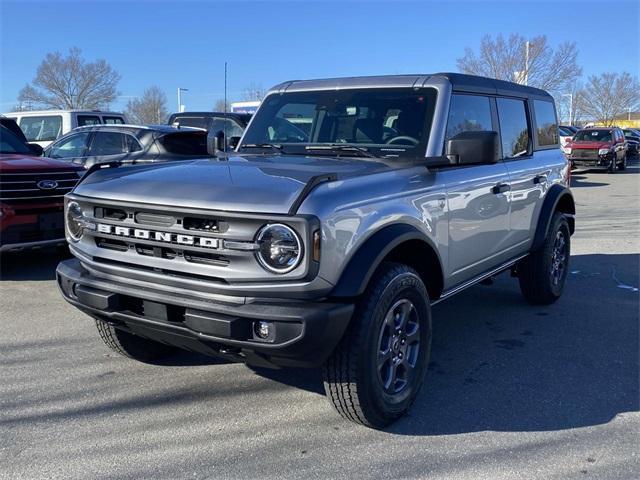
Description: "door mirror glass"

(445, 131), (499, 165)
(28, 143), (44, 156)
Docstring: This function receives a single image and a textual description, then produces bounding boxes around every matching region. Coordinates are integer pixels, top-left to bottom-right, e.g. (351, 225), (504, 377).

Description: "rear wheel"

(95, 319), (175, 362)
(518, 212), (571, 305)
(323, 262), (432, 428)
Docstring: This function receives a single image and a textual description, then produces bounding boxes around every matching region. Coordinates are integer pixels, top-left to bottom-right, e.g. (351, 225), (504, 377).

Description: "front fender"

(330, 223), (442, 298)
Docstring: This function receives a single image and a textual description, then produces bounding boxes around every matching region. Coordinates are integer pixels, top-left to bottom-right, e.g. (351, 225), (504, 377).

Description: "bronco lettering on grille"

(96, 223), (220, 249)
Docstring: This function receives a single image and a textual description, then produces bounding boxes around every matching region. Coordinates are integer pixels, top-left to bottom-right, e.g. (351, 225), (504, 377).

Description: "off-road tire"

(322, 262), (432, 428)
(95, 319), (174, 362)
(518, 212), (571, 305)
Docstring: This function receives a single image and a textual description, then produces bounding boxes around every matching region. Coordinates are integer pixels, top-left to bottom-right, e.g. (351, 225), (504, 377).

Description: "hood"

(0, 154), (84, 173)
(73, 155), (392, 214)
(570, 140), (612, 149)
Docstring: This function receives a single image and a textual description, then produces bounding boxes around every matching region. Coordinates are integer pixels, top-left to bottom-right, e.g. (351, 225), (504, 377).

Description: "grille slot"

(95, 207), (127, 221)
(96, 238), (129, 252)
(184, 250), (229, 266)
(0, 170), (79, 201)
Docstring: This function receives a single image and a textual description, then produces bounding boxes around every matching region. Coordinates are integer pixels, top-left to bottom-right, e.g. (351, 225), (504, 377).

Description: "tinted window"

(77, 115), (101, 126)
(445, 94), (493, 141)
(497, 98), (531, 158)
(160, 132), (208, 155)
(534, 100), (558, 146)
(574, 129), (612, 142)
(102, 116), (125, 125)
(0, 126), (31, 154)
(48, 133), (90, 159)
(171, 116), (208, 129)
(209, 118), (245, 138)
(558, 126), (574, 136)
(19, 115), (62, 142)
(89, 132), (128, 155)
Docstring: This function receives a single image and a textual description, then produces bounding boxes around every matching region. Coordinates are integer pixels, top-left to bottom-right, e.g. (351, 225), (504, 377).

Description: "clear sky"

(1, 0), (638, 113)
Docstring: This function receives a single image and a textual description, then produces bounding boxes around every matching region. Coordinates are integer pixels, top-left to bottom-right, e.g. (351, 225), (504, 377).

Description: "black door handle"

(533, 174), (548, 184)
(492, 183), (510, 194)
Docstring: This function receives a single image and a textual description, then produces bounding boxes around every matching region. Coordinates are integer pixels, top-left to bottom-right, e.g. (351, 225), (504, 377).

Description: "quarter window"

(77, 115), (101, 127)
(48, 133), (90, 159)
(445, 94), (493, 142)
(19, 116), (62, 142)
(497, 98), (531, 158)
(533, 100), (558, 147)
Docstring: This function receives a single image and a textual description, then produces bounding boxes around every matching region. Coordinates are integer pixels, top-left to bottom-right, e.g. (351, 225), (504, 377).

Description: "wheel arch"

(330, 223), (444, 301)
(531, 184), (575, 252)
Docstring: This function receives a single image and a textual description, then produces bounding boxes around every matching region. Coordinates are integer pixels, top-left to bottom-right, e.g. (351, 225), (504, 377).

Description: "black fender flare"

(531, 184), (575, 252)
(330, 223), (442, 298)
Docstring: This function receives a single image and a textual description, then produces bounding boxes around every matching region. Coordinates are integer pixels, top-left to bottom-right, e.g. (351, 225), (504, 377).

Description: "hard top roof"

(269, 73), (552, 99)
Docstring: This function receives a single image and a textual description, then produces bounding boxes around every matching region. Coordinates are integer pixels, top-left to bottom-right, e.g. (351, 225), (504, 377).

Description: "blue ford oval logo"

(37, 180), (59, 190)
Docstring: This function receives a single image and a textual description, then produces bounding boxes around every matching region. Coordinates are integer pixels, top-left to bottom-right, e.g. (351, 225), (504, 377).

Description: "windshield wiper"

(305, 144), (377, 158)
(241, 143), (284, 153)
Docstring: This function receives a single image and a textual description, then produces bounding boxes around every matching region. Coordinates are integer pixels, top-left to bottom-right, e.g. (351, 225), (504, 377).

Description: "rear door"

(442, 93), (512, 285)
(500, 97), (551, 251)
(84, 131), (141, 167)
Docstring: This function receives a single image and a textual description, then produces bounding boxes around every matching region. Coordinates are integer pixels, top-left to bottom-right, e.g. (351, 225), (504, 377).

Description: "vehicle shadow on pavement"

(570, 175), (609, 188)
(251, 252), (639, 435)
(0, 247), (69, 281)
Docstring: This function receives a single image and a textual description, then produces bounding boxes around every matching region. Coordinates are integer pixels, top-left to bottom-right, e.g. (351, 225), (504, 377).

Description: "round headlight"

(66, 201), (84, 241)
(256, 223), (303, 274)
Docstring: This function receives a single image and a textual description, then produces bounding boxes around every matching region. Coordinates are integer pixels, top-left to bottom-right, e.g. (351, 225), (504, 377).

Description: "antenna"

(224, 61), (227, 152)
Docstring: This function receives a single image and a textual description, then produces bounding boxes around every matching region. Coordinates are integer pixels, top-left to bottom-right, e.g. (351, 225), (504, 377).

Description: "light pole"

(562, 93), (573, 125)
(177, 87), (188, 113)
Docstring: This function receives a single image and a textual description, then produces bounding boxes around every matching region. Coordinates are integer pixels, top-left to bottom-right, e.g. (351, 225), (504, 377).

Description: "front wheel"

(608, 155), (617, 173)
(618, 153), (627, 171)
(322, 262), (432, 428)
(518, 212), (571, 305)
(95, 319), (175, 362)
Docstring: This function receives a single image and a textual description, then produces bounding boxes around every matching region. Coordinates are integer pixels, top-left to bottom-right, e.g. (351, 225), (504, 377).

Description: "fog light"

(255, 321), (271, 339)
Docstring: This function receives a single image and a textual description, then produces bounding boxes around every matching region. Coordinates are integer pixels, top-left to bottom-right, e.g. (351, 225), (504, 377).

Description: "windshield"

(239, 88), (437, 159)
(574, 129), (612, 142)
(0, 126), (32, 154)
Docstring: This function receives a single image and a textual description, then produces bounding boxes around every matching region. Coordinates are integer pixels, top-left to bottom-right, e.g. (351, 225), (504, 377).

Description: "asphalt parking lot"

(1, 163), (638, 480)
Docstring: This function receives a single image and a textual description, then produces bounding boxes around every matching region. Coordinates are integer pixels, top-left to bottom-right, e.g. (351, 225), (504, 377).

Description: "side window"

(445, 94), (493, 142)
(77, 115), (101, 127)
(48, 133), (90, 159)
(19, 116), (62, 142)
(102, 116), (125, 125)
(89, 132), (128, 156)
(496, 98), (531, 158)
(209, 118), (245, 138)
(125, 135), (142, 152)
(533, 100), (558, 147)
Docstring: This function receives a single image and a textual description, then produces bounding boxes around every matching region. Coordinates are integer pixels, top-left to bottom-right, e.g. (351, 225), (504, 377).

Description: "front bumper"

(57, 258), (354, 368)
(570, 153), (615, 170)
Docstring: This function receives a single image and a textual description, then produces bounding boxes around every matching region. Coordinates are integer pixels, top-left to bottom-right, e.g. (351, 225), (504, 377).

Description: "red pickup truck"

(1, 121), (84, 252)
(567, 127), (628, 173)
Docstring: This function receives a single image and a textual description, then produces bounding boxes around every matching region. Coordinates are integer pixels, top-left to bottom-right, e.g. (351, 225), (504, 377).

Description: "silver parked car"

(57, 73), (575, 428)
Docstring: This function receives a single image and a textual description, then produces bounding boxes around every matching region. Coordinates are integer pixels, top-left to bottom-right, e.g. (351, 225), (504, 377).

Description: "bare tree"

(457, 34), (582, 95)
(124, 86), (168, 125)
(18, 47), (120, 110)
(578, 72), (640, 126)
(241, 82), (266, 101)
(213, 99), (231, 112)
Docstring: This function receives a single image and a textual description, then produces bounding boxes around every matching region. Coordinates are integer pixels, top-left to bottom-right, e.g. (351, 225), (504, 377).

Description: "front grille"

(572, 149), (598, 159)
(0, 170), (79, 201)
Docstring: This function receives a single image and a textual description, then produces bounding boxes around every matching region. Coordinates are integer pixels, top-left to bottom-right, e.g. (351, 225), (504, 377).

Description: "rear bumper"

(56, 258), (354, 368)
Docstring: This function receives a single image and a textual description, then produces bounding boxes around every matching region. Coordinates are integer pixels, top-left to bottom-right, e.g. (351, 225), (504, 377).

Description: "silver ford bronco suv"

(57, 73), (575, 428)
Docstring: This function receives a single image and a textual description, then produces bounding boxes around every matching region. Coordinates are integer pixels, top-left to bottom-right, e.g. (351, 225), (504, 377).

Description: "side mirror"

(206, 129), (226, 156)
(29, 143), (44, 156)
(228, 136), (241, 149)
(445, 131), (499, 165)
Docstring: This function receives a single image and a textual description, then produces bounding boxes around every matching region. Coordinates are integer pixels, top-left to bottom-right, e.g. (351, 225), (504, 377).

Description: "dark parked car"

(568, 127), (627, 172)
(44, 125), (209, 169)
(0, 122), (84, 252)
(623, 128), (640, 156)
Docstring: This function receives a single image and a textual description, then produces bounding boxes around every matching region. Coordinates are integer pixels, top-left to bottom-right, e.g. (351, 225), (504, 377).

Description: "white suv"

(3, 110), (126, 148)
